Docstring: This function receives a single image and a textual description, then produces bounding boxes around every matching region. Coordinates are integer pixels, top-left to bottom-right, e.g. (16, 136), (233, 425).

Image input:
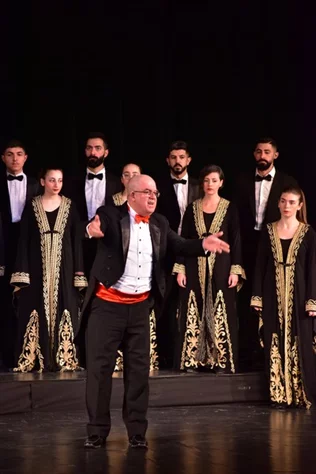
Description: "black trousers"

(85, 296), (150, 438)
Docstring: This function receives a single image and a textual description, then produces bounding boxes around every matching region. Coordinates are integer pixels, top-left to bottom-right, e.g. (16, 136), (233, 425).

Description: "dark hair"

(86, 132), (109, 149)
(168, 140), (190, 155)
(279, 185), (307, 224)
(255, 137), (278, 150)
(39, 167), (64, 180)
(199, 164), (225, 188)
(122, 163), (142, 173)
(2, 139), (27, 154)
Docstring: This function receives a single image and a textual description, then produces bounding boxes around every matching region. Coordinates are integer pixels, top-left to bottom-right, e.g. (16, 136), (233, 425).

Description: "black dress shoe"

(84, 435), (106, 448)
(129, 435), (148, 449)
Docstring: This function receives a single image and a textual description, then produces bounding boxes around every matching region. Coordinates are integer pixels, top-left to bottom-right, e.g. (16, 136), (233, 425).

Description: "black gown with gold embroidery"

(0, 212), (4, 277)
(173, 198), (245, 373)
(251, 222), (316, 408)
(10, 196), (88, 372)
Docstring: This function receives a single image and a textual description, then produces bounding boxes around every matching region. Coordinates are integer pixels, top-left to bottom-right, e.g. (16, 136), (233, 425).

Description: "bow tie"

(7, 174), (24, 181)
(255, 174), (272, 182)
(171, 178), (187, 184)
(135, 214), (150, 224)
(88, 173), (103, 180)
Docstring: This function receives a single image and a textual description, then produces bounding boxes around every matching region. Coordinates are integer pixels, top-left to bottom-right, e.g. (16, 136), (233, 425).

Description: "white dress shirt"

(254, 166), (276, 230)
(85, 167), (106, 220)
(111, 205), (153, 294)
(7, 172), (27, 223)
(171, 172), (189, 235)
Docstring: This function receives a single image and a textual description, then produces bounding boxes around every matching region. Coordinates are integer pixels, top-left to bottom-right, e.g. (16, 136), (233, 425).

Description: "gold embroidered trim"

(74, 275), (88, 288)
(230, 264), (246, 292)
(292, 337), (311, 409)
(33, 196), (71, 348)
(259, 315), (264, 348)
(193, 198), (229, 304)
(181, 290), (200, 370)
(270, 333), (287, 404)
(250, 296), (263, 308)
(10, 272), (30, 285)
(212, 290), (235, 373)
(172, 263), (186, 275)
(268, 222), (308, 404)
(313, 335), (316, 355)
(114, 310), (159, 372)
(306, 299), (316, 312)
(112, 192), (126, 206)
(13, 310), (45, 373)
(56, 310), (79, 371)
(0, 265), (4, 276)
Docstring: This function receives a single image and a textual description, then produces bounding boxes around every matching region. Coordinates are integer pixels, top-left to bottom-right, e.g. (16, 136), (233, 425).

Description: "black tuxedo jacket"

(76, 202), (206, 338)
(155, 174), (201, 233)
(234, 169), (298, 237)
(63, 169), (122, 221)
(0, 172), (40, 268)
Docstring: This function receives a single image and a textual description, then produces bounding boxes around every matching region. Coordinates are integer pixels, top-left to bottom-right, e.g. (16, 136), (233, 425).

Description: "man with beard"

(155, 141), (200, 368)
(234, 137), (298, 370)
(63, 132), (121, 277)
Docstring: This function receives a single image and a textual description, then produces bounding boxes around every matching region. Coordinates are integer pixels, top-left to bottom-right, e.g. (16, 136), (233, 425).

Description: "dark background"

(0, 2), (313, 220)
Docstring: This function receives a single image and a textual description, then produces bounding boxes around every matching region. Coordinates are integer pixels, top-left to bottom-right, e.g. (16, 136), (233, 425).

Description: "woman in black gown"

(251, 185), (316, 408)
(11, 168), (87, 372)
(173, 165), (245, 373)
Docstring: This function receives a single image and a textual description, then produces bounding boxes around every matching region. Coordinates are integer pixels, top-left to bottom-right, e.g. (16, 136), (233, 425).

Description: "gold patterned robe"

(10, 196), (88, 372)
(251, 222), (316, 408)
(173, 198), (245, 372)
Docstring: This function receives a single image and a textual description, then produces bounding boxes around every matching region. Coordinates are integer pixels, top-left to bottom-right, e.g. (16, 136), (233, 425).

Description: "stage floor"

(1, 404), (316, 474)
(0, 369), (268, 415)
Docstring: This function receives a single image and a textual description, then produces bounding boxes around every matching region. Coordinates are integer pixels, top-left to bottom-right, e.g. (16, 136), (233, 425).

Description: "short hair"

(86, 132), (109, 149)
(199, 164), (225, 187)
(39, 166), (64, 180)
(255, 137), (278, 150)
(2, 139), (27, 155)
(168, 140), (190, 155)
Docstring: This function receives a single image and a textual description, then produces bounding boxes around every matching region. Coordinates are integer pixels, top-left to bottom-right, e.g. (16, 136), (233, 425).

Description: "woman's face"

(278, 192), (302, 218)
(40, 169), (63, 195)
(121, 164), (141, 189)
(203, 172), (223, 197)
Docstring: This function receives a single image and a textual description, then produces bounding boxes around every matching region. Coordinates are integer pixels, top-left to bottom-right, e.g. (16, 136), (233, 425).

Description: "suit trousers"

(85, 296), (150, 438)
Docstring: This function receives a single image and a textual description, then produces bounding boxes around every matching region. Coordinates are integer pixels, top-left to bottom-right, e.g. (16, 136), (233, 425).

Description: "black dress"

(251, 222), (316, 408)
(173, 198), (245, 372)
(11, 196), (88, 372)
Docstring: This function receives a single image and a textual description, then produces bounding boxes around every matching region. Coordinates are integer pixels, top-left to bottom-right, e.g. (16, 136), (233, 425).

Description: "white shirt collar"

(170, 172), (189, 181)
(86, 167), (105, 176)
(255, 166), (276, 178)
(6, 171), (25, 177)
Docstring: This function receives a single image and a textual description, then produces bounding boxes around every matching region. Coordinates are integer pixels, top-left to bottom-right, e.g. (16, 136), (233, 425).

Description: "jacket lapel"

(264, 170), (280, 223)
(248, 176), (256, 220)
(120, 214), (130, 263)
(149, 219), (160, 263)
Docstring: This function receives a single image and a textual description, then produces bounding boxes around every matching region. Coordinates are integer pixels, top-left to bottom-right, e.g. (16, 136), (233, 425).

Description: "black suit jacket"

(234, 169), (298, 273)
(155, 174), (201, 233)
(0, 172), (40, 269)
(76, 202), (206, 338)
(63, 169), (122, 221)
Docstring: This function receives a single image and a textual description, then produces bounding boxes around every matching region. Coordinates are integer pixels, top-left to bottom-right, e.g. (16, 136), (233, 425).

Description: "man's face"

(85, 138), (109, 169)
(166, 149), (191, 177)
(129, 176), (159, 216)
(2, 147), (28, 175)
(253, 143), (279, 171)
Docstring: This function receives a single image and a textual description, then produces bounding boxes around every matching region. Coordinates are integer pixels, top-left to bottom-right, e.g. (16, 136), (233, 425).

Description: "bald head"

(127, 174), (159, 216)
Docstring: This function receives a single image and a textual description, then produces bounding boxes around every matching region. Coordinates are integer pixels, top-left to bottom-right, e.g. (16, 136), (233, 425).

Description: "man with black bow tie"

(0, 140), (39, 369)
(63, 132), (121, 277)
(154, 141), (201, 368)
(234, 137), (298, 370)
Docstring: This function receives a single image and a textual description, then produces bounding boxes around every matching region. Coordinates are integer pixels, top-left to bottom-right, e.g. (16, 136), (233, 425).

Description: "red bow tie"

(135, 214), (150, 224)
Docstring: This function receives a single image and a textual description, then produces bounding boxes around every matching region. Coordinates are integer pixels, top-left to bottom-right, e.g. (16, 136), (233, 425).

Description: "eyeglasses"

(122, 172), (140, 178)
(133, 189), (160, 198)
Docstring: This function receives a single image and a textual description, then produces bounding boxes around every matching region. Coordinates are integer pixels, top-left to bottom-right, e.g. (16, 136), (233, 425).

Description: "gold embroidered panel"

(74, 275), (88, 288)
(250, 296), (263, 308)
(172, 263), (186, 275)
(306, 299), (316, 312)
(10, 272), (30, 285)
(113, 192), (126, 206)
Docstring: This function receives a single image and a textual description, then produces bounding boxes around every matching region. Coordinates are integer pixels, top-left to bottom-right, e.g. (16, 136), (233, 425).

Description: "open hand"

(202, 231), (230, 254)
(88, 214), (104, 238)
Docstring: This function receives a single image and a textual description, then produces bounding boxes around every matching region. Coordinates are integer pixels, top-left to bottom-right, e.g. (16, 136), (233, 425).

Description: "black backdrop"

(0, 2), (313, 221)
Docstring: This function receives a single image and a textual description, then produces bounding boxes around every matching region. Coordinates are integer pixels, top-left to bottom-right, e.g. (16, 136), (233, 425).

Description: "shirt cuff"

(86, 223), (93, 238)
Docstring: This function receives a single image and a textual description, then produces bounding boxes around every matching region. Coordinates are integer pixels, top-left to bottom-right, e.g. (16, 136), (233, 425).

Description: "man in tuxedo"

(63, 132), (121, 276)
(234, 137), (297, 370)
(155, 140), (201, 367)
(77, 174), (230, 449)
(0, 139), (39, 368)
